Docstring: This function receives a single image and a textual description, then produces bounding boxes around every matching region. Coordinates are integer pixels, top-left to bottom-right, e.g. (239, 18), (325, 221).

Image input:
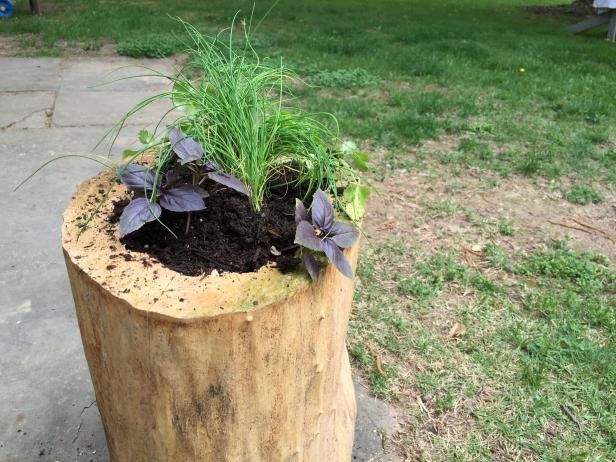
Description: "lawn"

(3, 1), (615, 460)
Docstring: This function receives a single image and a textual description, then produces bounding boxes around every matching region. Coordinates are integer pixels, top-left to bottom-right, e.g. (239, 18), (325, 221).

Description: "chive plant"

(111, 20), (362, 213)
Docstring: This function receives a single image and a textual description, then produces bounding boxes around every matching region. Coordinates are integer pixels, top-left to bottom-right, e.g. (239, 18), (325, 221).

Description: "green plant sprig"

(106, 18), (364, 214)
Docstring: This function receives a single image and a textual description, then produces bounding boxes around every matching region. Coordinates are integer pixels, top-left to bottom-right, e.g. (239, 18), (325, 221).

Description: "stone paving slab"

(0, 127), (123, 462)
(0, 58), (61, 92)
(0, 57), (401, 462)
(58, 58), (178, 92)
(353, 384), (401, 462)
(53, 89), (175, 127)
(0, 91), (54, 129)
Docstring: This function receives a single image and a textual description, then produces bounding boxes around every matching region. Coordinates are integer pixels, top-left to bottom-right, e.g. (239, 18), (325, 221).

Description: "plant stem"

(185, 212), (192, 236)
(185, 171), (199, 236)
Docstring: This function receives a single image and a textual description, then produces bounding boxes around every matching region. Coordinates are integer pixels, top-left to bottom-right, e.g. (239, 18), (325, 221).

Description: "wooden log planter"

(62, 171), (359, 461)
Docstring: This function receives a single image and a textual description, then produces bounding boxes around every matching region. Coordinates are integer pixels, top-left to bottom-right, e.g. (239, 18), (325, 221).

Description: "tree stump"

(62, 172), (358, 461)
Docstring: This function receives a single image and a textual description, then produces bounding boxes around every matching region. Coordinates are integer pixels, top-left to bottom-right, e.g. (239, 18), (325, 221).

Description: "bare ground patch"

(363, 163), (616, 263)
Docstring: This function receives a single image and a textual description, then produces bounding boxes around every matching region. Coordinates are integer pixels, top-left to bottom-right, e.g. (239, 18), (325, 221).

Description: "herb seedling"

(294, 190), (359, 280)
(117, 163), (206, 237)
(117, 128), (249, 237)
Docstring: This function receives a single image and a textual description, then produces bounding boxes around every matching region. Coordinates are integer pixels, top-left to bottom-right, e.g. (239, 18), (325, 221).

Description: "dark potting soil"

(113, 180), (304, 276)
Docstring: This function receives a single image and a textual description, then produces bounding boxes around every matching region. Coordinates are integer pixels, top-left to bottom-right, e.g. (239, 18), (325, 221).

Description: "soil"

(363, 152), (616, 264)
(112, 179), (305, 276)
(527, 0), (594, 17)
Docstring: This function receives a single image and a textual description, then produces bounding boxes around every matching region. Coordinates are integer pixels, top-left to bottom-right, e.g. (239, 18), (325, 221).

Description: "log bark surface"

(62, 173), (358, 461)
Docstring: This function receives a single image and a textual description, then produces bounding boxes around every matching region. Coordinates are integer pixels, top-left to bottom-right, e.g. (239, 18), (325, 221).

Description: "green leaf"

(340, 140), (358, 154)
(348, 151), (369, 172)
(122, 149), (140, 159)
(343, 184), (370, 221)
(138, 129), (153, 146)
(172, 80), (198, 115)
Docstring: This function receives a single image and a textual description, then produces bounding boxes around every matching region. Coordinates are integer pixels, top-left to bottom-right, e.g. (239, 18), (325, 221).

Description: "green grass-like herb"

(108, 20), (358, 211)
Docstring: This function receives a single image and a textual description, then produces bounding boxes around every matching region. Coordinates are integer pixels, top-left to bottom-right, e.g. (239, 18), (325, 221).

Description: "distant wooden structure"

(29, 0), (41, 15)
(569, 1), (616, 41)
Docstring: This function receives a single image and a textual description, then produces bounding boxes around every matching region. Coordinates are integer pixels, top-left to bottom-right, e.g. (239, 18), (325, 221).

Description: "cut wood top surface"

(62, 171), (312, 321)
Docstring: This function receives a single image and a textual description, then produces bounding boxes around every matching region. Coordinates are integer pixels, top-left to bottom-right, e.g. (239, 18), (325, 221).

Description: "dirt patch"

(116, 178), (306, 276)
(527, 0), (594, 17)
(363, 162), (616, 263)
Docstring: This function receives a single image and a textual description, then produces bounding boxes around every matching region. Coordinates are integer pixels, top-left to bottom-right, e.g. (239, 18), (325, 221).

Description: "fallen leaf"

(375, 356), (386, 378)
(365, 343), (387, 377)
(448, 322), (466, 338)
(378, 217), (399, 231)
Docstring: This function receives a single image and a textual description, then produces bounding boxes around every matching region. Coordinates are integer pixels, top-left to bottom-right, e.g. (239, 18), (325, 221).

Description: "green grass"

(3, 0), (616, 183)
(351, 238), (616, 460)
(498, 217), (515, 236)
(563, 185), (604, 205)
(117, 34), (182, 58)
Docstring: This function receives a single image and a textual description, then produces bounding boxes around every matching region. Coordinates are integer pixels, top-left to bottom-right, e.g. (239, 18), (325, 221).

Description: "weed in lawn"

(301, 66), (379, 89)
(563, 185), (603, 205)
(117, 34), (181, 58)
(83, 40), (103, 52)
(498, 217), (514, 236)
(426, 199), (460, 218)
(483, 242), (514, 272)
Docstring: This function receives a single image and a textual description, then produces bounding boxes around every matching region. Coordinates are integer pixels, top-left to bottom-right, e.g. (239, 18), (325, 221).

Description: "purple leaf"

(322, 240), (353, 279)
(117, 163), (156, 191)
(203, 160), (219, 172)
(208, 172), (249, 196)
(311, 189), (334, 232)
(119, 197), (161, 237)
(294, 220), (324, 252)
(329, 221), (359, 248)
(168, 128), (203, 165)
(158, 186), (206, 212)
(164, 169), (180, 187)
(303, 252), (321, 281)
(295, 199), (309, 225)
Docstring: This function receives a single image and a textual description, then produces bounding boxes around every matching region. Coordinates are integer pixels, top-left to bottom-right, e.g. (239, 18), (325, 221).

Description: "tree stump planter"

(62, 172), (359, 462)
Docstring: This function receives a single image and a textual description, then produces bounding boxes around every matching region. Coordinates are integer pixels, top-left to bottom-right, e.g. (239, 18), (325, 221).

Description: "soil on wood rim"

(110, 179), (309, 277)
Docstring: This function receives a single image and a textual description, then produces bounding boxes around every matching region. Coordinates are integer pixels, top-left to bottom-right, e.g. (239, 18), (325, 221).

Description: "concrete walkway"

(0, 57), (400, 462)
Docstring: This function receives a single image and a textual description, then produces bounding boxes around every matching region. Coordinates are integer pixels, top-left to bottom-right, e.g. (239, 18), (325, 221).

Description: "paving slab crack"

(1, 107), (52, 130)
(48, 90), (58, 128)
(71, 399), (96, 446)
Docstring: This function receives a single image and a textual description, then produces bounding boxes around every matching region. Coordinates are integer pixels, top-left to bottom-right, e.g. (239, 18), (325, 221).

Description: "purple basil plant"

(116, 163), (206, 237)
(117, 129), (248, 237)
(294, 189), (359, 280)
(168, 128), (249, 196)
